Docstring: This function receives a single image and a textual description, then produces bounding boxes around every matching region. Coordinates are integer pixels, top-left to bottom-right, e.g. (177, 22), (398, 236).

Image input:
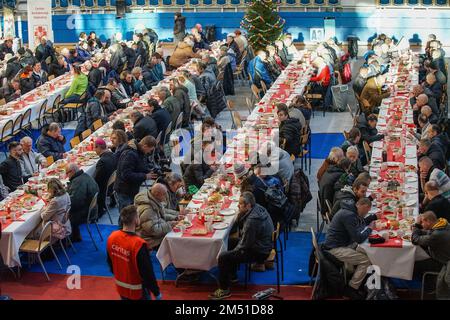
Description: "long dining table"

(0, 41), (229, 268)
(359, 51), (430, 280)
(156, 51), (314, 276)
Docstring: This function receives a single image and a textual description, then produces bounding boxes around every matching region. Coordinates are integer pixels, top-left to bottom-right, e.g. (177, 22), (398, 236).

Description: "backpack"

(257, 177), (288, 209)
(288, 169), (312, 212)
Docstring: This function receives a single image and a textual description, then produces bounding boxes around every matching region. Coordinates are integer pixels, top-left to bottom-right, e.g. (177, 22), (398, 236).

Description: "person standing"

(94, 138), (117, 219)
(173, 13), (186, 44)
(107, 205), (161, 300)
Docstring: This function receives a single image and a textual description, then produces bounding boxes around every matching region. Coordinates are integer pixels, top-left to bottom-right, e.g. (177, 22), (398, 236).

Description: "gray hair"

(346, 146), (359, 156)
(20, 136), (33, 144)
(166, 173), (183, 185)
(241, 191), (256, 207)
(328, 147), (344, 163)
(48, 122), (61, 132)
(68, 163), (79, 172)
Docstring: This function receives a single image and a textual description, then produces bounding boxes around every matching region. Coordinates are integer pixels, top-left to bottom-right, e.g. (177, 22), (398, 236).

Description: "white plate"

(405, 188), (418, 194)
(213, 222), (229, 230)
(220, 209), (236, 216)
(406, 177), (418, 183)
(406, 199), (417, 206)
(386, 162), (401, 167)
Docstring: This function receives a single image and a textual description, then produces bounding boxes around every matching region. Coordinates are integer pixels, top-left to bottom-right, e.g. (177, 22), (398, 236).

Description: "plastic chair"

(19, 222), (62, 281)
(92, 119), (103, 131)
(81, 128), (92, 140)
(70, 136), (81, 149)
(46, 155), (55, 166)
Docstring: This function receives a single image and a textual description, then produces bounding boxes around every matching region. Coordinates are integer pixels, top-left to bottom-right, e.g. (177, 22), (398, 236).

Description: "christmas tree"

(241, 0), (285, 51)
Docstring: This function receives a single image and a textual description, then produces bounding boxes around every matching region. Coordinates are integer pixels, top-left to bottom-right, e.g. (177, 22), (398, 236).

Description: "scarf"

(433, 218), (448, 230)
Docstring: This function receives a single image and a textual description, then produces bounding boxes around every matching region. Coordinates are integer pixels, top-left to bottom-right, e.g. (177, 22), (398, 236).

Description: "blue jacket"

(36, 128), (66, 160)
(76, 47), (91, 62)
(324, 200), (377, 249)
(247, 56), (272, 86)
(150, 106), (172, 140)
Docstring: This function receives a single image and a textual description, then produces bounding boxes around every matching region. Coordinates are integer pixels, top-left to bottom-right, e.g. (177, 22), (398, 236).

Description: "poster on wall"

(27, 0), (53, 49)
(3, 6), (16, 39)
(310, 28), (324, 43)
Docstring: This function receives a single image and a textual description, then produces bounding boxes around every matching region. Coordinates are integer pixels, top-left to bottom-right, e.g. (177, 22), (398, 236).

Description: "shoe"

(264, 260), (274, 270)
(251, 263), (266, 272)
(343, 286), (365, 300)
(209, 289), (231, 300)
(230, 275), (239, 284)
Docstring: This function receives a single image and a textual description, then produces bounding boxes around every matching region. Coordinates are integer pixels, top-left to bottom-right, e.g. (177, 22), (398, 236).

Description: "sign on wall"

(310, 28), (324, 43)
(27, 0), (53, 49)
(3, 6), (16, 39)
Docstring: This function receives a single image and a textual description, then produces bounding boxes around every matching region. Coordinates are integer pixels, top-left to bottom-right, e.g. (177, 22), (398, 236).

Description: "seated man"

(5, 79), (22, 103)
(19, 137), (47, 178)
(422, 181), (450, 221)
(346, 146), (364, 178)
(319, 158), (350, 214)
(75, 89), (109, 137)
(412, 211), (450, 284)
(324, 198), (381, 299)
(209, 192), (274, 300)
(147, 98), (171, 139)
(135, 183), (178, 249)
(418, 138), (446, 170)
(36, 123), (66, 161)
(428, 124), (449, 160)
(130, 110), (158, 142)
(66, 163), (99, 242)
(0, 142), (25, 192)
(423, 72), (442, 103)
(360, 74), (391, 115)
(168, 36), (201, 69)
(142, 53), (164, 89)
(357, 113), (384, 146)
(157, 173), (184, 216)
(156, 86), (181, 127)
(331, 178), (368, 219)
(277, 104), (301, 157)
(419, 156), (450, 202)
(247, 50), (273, 89)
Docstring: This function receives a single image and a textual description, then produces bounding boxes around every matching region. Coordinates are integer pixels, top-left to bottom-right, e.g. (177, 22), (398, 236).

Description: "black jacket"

(412, 221), (450, 265)
(133, 114), (158, 142)
(94, 151), (117, 209)
(280, 118), (302, 156)
(48, 62), (67, 78)
(352, 74), (367, 97)
(114, 140), (150, 197)
(36, 127), (66, 160)
(4, 58), (22, 81)
(75, 97), (108, 137)
(319, 165), (346, 214)
(183, 162), (214, 189)
(324, 200), (377, 249)
(431, 134), (449, 160)
(162, 96), (181, 126)
(0, 156), (24, 192)
(173, 86), (191, 127)
(356, 114), (384, 144)
(88, 68), (103, 89)
(424, 142), (446, 170)
(424, 81), (442, 102)
(423, 195), (450, 221)
(150, 106), (172, 139)
(234, 204), (274, 256)
(20, 77), (35, 94)
(331, 185), (356, 219)
(67, 170), (99, 226)
(173, 16), (186, 37)
(121, 79), (135, 97)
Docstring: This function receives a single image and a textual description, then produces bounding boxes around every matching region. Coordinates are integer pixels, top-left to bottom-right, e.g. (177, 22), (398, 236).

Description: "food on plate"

(389, 230), (397, 238)
(402, 234), (412, 241)
(208, 193), (223, 204)
(176, 220), (192, 228)
(191, 228), (208, 235)
(213, 215), (224, 222)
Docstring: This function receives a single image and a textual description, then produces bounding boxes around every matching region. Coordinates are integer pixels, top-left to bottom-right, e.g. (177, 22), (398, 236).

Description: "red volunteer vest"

(107, 230), (146, 300)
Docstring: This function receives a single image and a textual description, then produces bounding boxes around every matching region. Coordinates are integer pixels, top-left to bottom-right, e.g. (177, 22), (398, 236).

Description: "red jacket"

(310, 65), (331, 87)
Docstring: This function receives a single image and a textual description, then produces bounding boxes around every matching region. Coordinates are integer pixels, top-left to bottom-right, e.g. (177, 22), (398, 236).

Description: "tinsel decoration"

(241, 0), (285, 51)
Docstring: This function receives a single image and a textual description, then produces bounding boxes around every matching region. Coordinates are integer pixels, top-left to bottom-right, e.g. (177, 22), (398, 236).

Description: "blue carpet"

(24, 224), (313, 285)
(310, 133), (345, 159)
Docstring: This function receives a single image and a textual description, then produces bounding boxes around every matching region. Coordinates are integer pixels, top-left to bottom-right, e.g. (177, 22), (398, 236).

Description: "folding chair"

(174, 112), (184, 130)
(46, 155), (55, 166)
(70, 136), (81, 149)
(19, 222), (62, 281)
(81, 128), (92, 140)
(0, 120), (13, 155)
(86, 192), (102, 251)
(104, 171), (117, 225)
(92, 119), (103, 131)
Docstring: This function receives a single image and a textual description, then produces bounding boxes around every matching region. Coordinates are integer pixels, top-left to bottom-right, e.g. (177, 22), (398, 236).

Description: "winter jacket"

(75, 97), (108, 136)
(114, 140), (150, 197)
(412, 219), (450, 265)
(319, 165), (346, 213)
(36, 128), (66, 160)
(183, 162), (215, 189)
(205, 81), (227, 118)
(324, 200), (377, 249)
(162, 95), (181, 127)
(234, 204), (274, 256)
(199, 69), (217, 94)
(429, 168), (450, 201)
(423, 195), (450, 221)
(277, 148), (295, 185)
(222, 62), (235, 96)
(65, 73), (88, 98)
(150, 106), (172, 139)
(360, 77), (391, 114)
(134, 79), (148, 96)
(279, 118), (302, 156)
(20, 76), (35, 94)
(135, 190), (178, 249)
(310, 65), (331, 87)
(121, 79), (136, 98)
(169, 42), (201, 68)
(248, 56), (272, 87)
(356, 114), (384, 144)
(94, 151), (117, 212)
(48, 62), (67, 78)
(133, 114), (158, 141)
(173, 86), (191, 127)
(331, 185), (356, 219)
(4, 57), (22, 81)
(142, 63), (163, 88)
(353, 75), (367, 98)
(424, 81), (442, 102)
(423, 143), (446, 170)
(431, 134), (449, 160)
(67, 170), (99, 226)
(32, 70), (48, 87)
(0, 156), (24, 192)
(191, 75), (206, 98)
(228, 40), (241, 64)
(88, 68), (103, 90)
(76, 47), (91, 62)
(173, 16), (186, 40)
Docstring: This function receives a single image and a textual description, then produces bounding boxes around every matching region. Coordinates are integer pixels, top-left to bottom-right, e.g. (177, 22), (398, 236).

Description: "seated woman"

(247, 50), (273, 90)
(32, 178), (71, 239)
(342, 127), (367, 165)
(61, 65), (88, 105)
(309, 57), (331, 95)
